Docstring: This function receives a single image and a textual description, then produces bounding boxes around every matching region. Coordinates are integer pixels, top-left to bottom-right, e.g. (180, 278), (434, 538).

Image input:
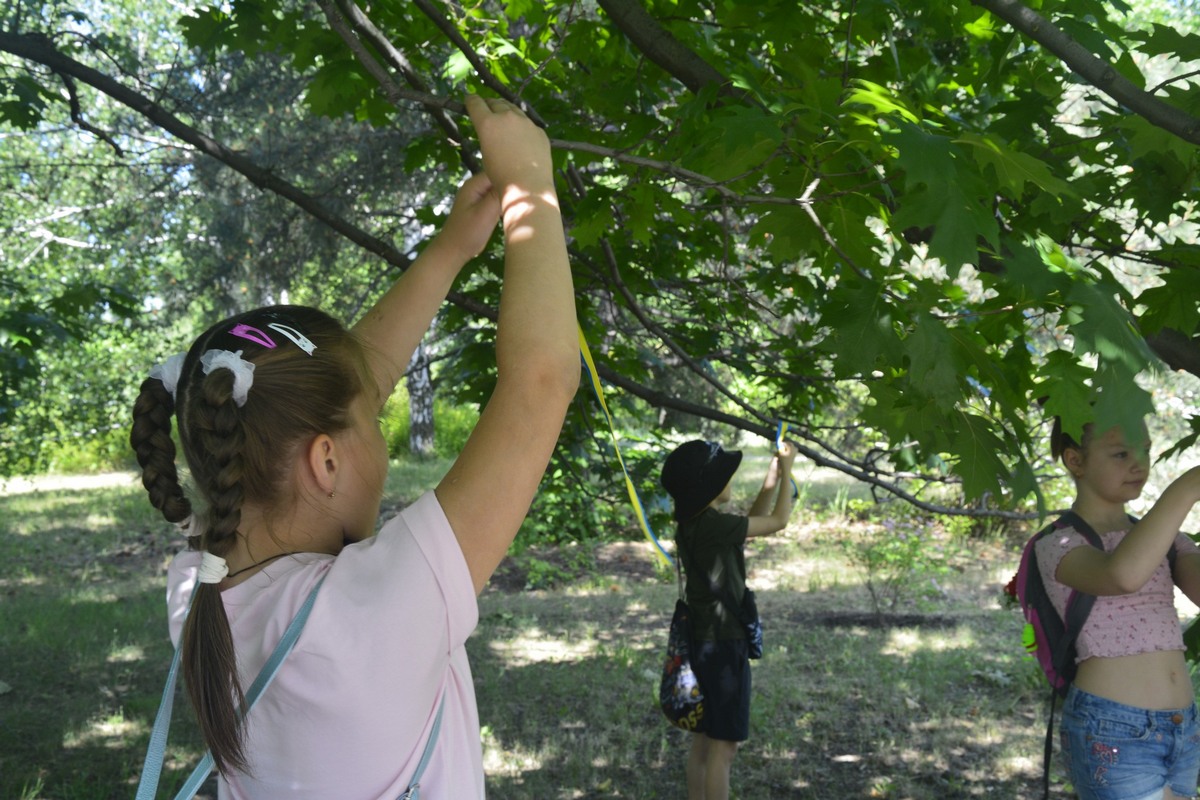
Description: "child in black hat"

(660, 438), (797, 800)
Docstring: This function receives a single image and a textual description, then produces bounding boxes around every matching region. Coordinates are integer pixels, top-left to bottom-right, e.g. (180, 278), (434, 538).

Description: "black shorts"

(692, 637), (751, 741)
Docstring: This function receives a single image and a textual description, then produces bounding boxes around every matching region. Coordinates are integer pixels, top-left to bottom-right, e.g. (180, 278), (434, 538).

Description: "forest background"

(2, 0), (1200, 535)
(2, 0), (1200, 796)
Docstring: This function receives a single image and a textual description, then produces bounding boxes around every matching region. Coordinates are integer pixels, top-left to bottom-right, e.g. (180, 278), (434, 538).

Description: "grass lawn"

(1, 461), (1180, 798)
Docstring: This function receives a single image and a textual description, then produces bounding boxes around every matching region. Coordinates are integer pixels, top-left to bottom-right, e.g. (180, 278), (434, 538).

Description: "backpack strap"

(136, 575), (326, 800)
(1047, 511), (1103, 684)
(396, 696), (447, 800)
(1036, 511), (1104, 800)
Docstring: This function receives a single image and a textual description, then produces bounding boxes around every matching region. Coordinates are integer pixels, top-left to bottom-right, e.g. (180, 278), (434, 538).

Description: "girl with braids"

(129, 95), (578, 798)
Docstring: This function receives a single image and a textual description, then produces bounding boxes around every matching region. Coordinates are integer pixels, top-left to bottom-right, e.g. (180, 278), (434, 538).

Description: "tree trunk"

(407, 340), (435, 457)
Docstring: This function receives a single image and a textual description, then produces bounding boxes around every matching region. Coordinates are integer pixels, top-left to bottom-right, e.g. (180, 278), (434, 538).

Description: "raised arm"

(1059, 465), (1200, 596)
(747, 442), (797, 538)
(435, 96), (580, 594)
(352, 170), (501, 405)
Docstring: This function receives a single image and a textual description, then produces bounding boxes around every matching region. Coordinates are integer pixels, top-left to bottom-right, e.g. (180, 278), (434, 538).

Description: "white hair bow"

(148, 352), (187, 399)
(199, 349), (256, 407)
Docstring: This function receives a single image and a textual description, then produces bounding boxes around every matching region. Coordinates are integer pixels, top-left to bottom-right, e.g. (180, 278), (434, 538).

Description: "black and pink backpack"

(1014, 511), (1102, 697)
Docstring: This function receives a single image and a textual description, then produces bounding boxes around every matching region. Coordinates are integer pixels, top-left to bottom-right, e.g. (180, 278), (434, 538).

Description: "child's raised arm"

(352, 170), (501, 406)
(748, 441), (797, 537)
(1061, 465), (1200, 595)
(435, 95), (579, 594)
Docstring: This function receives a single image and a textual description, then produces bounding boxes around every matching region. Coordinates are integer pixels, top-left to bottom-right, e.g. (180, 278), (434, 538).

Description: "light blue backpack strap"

(135, 587), (198, 800)
(135, 633), (185, 800)
(134, 575), (326, 800)
(170, 575), (327, 800)
(398, 695), (447, 800)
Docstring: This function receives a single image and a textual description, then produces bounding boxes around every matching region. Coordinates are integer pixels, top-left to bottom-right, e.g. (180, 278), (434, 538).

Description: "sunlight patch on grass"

(481, 732), (545, 774)
(63, 710), (147, 750)
(0, 572), (45, 589)
(880, 626), (976, 657)
(67, 586), (123, 604)
(487, 632), (596, 667)
(107, 644), (144, 663)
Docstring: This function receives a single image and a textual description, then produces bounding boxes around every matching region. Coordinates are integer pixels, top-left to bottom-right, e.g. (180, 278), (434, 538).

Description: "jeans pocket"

(1090, 713), (1153, 743)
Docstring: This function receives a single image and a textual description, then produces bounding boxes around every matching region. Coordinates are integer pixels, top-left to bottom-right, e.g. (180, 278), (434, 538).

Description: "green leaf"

(890, 122), (956, 190)
(1092, 362), (1156, 444)
(1132, 24), (1200, 61)
(844, 80), (919, 124)
(820, 282), (901, 375)
(1038, 353), (1098, 445)
(949, 412), (1010, 499)
(1138, 272), (1200, 335)
(1064, 283), (1156, 373)
(955, 133), (1076, 198)
(892, 183), (997, 270)
(684, 107), (784, 182)
(904, 314), (961, 409)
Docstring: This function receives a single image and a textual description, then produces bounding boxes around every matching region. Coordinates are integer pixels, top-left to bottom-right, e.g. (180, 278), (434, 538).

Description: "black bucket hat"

(660, 440), (743, 522)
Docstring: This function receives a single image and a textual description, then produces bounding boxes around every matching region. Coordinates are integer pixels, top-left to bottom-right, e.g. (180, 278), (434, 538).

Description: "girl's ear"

(305, 433), (339, 495)
(1062, 446), (1085, 478)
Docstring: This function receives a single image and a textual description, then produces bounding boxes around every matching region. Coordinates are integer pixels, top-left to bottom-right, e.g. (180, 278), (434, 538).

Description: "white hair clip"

(200, 349), (256, 407)
(267, 322), (317, 356)
(197, 551), (229, 584)
(148, 352), (188, 399)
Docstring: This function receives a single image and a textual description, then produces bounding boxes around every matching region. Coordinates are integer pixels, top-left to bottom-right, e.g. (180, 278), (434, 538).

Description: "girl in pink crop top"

(1043, 416), (1200, 800)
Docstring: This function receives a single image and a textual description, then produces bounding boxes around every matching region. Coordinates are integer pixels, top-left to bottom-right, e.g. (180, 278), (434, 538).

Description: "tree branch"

(411, 0), (549, 126)
(971, 0), (1200, 146)
(0, 31), (494, 321)
(320, 0), (480, 173)
(592, 360), (1039, 520)
(1147, 327), (1200, 376)
(594, 0), (759, 106)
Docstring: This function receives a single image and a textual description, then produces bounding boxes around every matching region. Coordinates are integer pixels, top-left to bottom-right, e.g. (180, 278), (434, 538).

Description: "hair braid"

(192, 369), (246, 553)
(180, 367), (252, 775)
(129, 377), (192, 526)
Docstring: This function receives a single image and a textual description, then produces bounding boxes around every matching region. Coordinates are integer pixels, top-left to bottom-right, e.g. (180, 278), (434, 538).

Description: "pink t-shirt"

(1035, 524), (1200, 663)
(167, 491), (483, 799)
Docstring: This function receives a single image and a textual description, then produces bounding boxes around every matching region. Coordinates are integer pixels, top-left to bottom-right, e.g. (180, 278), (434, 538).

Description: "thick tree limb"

(1147, 327), (1200, 376)
(594, 0), (760, 107)
(972, 0), (1200, 146)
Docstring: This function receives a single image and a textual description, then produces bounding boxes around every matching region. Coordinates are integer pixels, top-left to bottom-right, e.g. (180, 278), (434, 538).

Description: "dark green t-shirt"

(676, 508), (749, 641)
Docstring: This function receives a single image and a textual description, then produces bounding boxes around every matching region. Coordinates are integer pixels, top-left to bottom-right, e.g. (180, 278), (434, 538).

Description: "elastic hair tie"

(199, 349), (256, 407)
(174, 514), (196, 537)
(197, 551), (229, 584)
(148, 352), (187, 400)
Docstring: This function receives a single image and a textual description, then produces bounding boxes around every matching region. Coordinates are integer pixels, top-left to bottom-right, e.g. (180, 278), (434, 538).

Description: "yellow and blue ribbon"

(578, 326), (673, 567)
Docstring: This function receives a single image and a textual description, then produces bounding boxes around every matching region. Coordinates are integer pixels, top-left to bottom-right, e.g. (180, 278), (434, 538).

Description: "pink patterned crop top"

(1035, 525), (1200, 663)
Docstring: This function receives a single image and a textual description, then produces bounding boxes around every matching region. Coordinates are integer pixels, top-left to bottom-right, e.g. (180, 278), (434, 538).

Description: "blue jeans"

(1060, 685), (1200, 800)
